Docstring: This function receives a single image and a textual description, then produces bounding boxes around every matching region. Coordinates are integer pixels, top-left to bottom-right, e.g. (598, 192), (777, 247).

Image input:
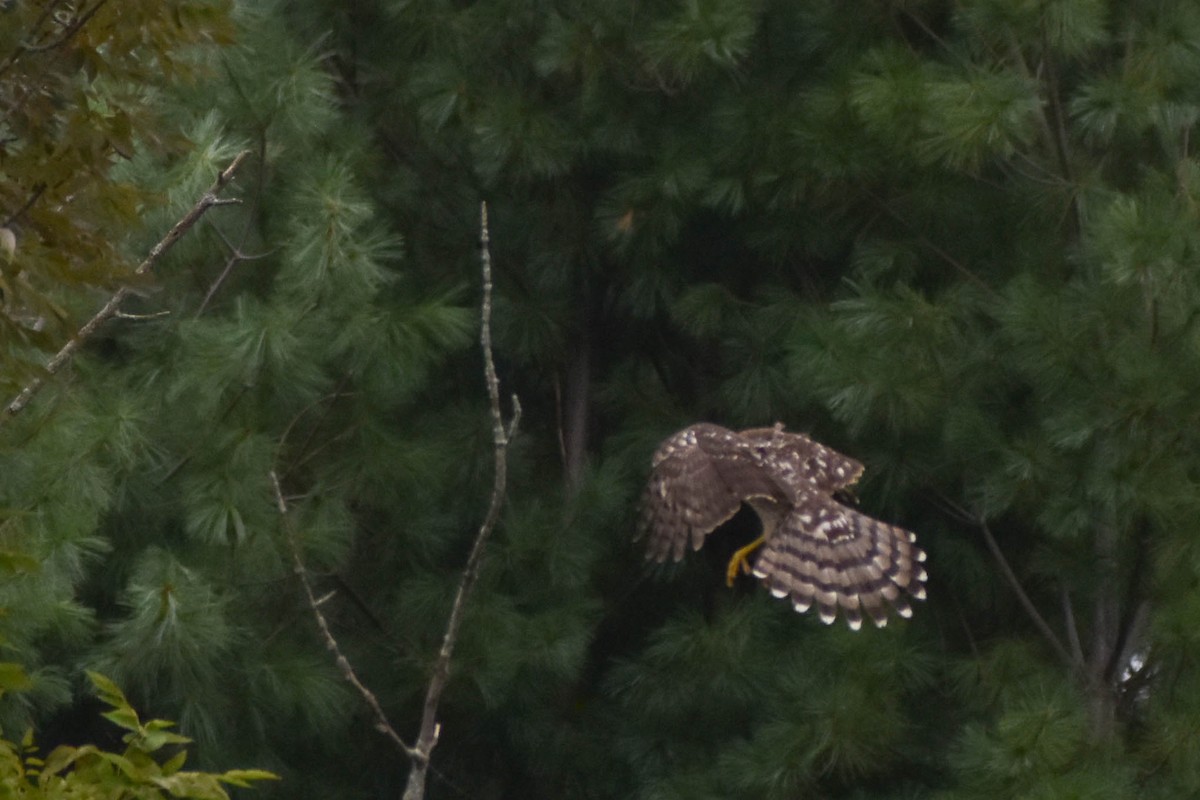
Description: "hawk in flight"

(638, 423), (926, 630)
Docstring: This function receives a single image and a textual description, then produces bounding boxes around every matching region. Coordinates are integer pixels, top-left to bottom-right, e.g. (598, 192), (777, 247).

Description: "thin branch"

(159, 384), (250, 485)
(1039, 50), (1084, 241)
(270, 471), (419, 759)
(1, 150), (250, 424)
(1006, 33), (1083, 247)
(977, 518), (1077, 671)
(402, 201), (521, 800)
(268, 201), (520, 800)
(933, 492), (1078, 671)
(113, 310), (171, 321)
(892, 3), (954, 56)
(2, 183), (46, 228)
(194, 228), (274, 318)
(281, 374), (354, 474)
(194, 133), (273, 319)
(862, 188), (1000, 298)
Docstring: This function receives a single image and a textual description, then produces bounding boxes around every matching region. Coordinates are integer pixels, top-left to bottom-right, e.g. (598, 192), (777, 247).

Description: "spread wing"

(737, 427), (864, 495)
(751, 491), (926, 630)
(638, 424), (785, 562)
(637, 422), (927, 631)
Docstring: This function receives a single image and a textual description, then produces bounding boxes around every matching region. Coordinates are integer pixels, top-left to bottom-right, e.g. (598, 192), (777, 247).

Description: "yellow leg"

(725, 535), (765, 587)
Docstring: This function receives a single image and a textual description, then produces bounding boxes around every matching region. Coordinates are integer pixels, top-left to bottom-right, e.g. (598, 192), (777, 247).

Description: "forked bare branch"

(2, 150), (250, 423)
(271, 202), (519, 800)
(403, 201), (521, 800)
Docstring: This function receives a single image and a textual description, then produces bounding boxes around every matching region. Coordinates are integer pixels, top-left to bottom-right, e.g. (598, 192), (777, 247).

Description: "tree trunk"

(562, 338), (590, 489)
(1086, 522), (1120, 741)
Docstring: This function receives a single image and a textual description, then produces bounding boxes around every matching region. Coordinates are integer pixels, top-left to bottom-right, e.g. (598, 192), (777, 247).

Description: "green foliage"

(0, 0), (234, 394)
(0, 672), (275, 799)
(1, 0), (471, 785)
(9, 0), (1200, 798)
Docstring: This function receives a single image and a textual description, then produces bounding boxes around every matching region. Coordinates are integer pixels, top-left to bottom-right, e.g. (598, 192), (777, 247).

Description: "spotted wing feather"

(737, 427), (864, 495)
(751, 491), (927, 630)
(639, 425), (755, 562)
(638, 422), (926, 630)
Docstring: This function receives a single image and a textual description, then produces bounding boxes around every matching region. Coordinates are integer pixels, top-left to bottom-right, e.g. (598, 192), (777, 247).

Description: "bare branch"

(933, 492), (1079, 671)
(402, 201), (521, 800)
(113, 310), (171, 321)
(195, 221), (275, 318)
(2, 150), (250, 424)
(270, 471), (419, 759)
(268, 201), (519, 800)
(977, 518), (1078, 671)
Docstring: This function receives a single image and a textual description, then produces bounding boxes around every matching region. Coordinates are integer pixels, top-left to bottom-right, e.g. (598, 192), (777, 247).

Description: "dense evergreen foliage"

(0, 0), (233, 392)
(5, 0), (1200, 797)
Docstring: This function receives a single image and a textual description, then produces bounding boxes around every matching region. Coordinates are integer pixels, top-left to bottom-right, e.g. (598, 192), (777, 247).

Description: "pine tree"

(0, 0), (235, 727)
(283, 0), (1200, 797)
(3, 0), (478, 792)
(0, 0), (234, 394)
(11, 0), (1200, 798)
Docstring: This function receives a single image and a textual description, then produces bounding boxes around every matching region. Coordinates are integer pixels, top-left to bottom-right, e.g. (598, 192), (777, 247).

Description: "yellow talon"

(725, 535), (765, 587)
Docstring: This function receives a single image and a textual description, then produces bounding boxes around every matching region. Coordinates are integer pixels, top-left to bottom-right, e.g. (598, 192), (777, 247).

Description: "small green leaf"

(95, 750), (140, 780)
(101, 707), (141, 733)
(162, 749), (188, 775)
(40, 744), (93, 780)
(138, 727), (192, 752)
(152, 772), (230, 800)
(218, 768), (281, 786)
(0, 663), (33, 695)
(87, 671), (130, 708)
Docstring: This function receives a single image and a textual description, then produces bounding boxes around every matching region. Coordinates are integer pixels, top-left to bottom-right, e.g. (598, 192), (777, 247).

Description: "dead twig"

(270, 201), (519, 799)
(270, 471), (420, 759)
(402, 201), (521, 800)
(2, 150), (250, 424)
(194, 132), (273, 318)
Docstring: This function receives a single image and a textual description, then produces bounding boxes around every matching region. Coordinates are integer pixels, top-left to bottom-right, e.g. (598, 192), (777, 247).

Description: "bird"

(637, 422), (926, 630)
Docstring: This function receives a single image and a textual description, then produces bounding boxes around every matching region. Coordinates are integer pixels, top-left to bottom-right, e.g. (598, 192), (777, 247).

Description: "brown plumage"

(638, 423), (926, 630)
